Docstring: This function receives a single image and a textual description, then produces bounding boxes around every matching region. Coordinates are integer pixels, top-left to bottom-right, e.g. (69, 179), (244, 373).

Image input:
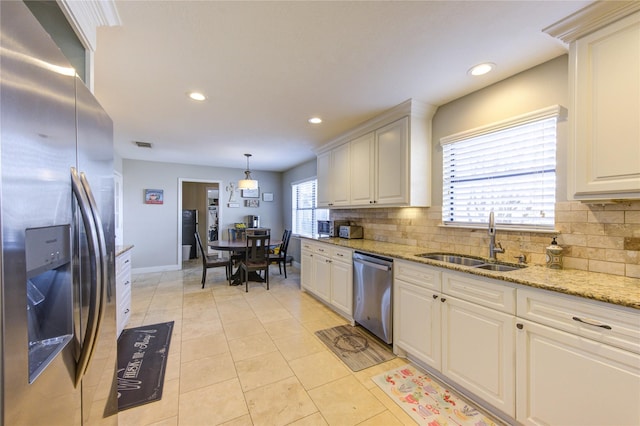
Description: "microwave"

(317, 220), (349, 237)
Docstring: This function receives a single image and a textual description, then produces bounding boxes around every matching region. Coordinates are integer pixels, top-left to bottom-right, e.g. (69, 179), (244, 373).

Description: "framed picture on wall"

(144, 189), (163, 204)
(241, 188), (259, 198)
(262, 192), (273, 202)
(245, 199), (259, 208)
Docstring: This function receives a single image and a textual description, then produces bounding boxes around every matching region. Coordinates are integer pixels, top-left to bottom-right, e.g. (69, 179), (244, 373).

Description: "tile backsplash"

(331, 200), (640, 278)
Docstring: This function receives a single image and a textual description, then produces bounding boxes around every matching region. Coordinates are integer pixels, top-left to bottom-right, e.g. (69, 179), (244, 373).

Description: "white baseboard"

(131, 264), (180, 274)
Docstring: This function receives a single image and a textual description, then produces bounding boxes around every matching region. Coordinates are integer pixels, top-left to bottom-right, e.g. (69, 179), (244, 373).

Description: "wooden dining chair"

(195, 232), (231, 288)
(240, 232), (271, 292)
(269, 229), (293, 278)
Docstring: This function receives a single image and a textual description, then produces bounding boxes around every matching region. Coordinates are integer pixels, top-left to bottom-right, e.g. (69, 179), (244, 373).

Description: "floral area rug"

(372, 364), (502, 426)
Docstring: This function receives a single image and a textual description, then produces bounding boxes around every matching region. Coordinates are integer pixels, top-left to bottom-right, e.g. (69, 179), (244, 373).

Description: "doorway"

(179, 179), (223, 265)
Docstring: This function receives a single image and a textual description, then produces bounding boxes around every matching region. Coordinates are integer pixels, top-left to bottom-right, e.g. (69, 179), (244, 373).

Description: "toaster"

(339, 225), (363, 239)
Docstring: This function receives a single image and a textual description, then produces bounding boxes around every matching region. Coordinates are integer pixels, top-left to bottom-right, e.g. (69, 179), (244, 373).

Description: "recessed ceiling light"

(187, 92), (206, 101)
(308, 117), (322, 124)
(468, 62), (496, 76)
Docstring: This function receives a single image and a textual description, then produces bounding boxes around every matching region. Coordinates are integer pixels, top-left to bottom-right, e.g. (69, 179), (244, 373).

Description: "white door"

(313, 253), (331, 302)
(330, 260), (353, 316)
(375, 117), (409, 205)
(395, 280), (441, 369)
(516, 319), (640, 426)
(441, 295), (516, 416)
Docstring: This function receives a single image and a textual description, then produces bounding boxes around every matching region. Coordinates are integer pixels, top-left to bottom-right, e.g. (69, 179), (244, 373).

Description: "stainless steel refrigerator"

(182, 209), (198, 259)
(1, 2), (118, 425)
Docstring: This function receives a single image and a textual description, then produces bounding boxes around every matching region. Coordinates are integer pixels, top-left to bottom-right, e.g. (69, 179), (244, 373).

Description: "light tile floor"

(118, 260), (414, 426)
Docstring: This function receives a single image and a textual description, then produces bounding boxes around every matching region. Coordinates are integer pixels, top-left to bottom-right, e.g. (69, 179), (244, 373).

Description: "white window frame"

(440, 105), (567, 231)
(291, 178), (328, 237)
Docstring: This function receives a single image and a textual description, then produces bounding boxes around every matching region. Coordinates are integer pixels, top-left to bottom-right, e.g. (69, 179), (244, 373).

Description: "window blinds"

(442, 111), (561, 229)
(291, 179), (328, 236)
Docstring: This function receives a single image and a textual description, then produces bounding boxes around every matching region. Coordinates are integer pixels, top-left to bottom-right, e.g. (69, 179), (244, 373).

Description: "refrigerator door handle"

(71, 167), (102, 386)
(80, 170), (109, 341)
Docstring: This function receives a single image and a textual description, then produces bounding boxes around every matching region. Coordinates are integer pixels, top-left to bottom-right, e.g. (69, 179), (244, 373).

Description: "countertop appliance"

(1, 2), (118, 423)
(339, 225), (363, 239)
(317, 220), (349, 237)
(246, 214), (260, 228)
(353, 252), (393, 344)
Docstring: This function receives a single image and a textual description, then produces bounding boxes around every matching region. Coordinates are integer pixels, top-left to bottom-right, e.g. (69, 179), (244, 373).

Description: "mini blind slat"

(443, 116), (557, 228)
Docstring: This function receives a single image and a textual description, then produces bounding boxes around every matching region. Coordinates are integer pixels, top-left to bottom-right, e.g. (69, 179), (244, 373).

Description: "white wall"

(123, 159), (283, 272)
(431, 55), (569, 205)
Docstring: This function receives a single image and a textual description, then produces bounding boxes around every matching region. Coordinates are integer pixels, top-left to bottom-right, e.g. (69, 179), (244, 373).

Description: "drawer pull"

(572, 316), (612, 330)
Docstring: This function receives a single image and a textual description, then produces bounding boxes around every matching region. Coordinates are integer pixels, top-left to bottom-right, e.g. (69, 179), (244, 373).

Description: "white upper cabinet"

(316, 99), (436, 208)
(317, 143), (350, 207)
(546, 3), (640, 200)
(349, 132), (375, 206)
(316, 151), (331, 207)
(375, 118), (410, 205)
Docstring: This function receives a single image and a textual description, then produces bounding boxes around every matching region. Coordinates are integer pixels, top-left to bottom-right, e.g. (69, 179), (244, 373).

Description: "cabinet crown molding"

(58, 0), (122, 51)
(315, 98), (437, 154)
(543, 0), (640, 43)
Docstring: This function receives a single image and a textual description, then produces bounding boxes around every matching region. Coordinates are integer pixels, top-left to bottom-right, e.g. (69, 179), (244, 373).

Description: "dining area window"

(291, 178), (328, 237)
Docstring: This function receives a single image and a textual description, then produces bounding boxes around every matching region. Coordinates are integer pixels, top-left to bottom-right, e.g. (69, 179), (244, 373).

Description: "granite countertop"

(303, 237), (640, 310)
(116, 244), (134, 257)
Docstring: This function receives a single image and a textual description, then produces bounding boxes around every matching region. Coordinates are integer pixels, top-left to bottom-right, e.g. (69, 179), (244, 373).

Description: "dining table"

(209, 238), (282, 285)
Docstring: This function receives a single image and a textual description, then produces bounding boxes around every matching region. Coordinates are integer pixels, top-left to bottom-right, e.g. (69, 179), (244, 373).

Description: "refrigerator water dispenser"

(25, 225), (73, 383)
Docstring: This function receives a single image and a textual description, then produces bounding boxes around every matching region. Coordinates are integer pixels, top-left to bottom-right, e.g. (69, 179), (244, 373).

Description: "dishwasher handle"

(354, 258), (391, 271)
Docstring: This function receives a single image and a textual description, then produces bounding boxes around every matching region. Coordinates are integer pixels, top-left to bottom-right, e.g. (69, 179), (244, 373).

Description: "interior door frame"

(177, 178), (224, 265)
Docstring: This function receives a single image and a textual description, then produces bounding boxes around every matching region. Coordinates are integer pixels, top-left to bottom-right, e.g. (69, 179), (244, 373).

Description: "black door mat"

(117, 321), (174, 411)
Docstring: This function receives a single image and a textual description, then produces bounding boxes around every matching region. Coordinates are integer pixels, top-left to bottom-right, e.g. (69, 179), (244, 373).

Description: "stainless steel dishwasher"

(353, 252), (393, 344)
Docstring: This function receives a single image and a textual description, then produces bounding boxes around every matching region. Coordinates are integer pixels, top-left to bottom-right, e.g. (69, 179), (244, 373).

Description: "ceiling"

(94, 0), (592, 173)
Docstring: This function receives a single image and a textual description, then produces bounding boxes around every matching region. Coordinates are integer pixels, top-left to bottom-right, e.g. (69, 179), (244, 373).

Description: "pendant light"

(238, 153), (258, 190)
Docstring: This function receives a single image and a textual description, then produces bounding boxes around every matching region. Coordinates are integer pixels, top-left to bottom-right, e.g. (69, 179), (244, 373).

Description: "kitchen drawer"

(116, 250), (132, 272)
(442, 271), (516, 314)
(330, 246), (352, 263)
(117, 286), (131, 336)
(313, 243), (331, 256)
(301, 240), (317, 252)
(394, 259), (441, 292)
(517, 287), (640, 354)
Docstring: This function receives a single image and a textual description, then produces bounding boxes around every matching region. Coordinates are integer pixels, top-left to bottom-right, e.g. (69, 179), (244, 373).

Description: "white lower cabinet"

(312, 249), (332, 303)
(516, 287), (640, 426)
(300, 240), (353, 319)
(516, 319), (640, 426)
(441, 272), (516, 417)
(329, 246), (353, 316)
(300, 242), (315, 293)
(394, 260), (442, 369)
(116, 249), (132, 337)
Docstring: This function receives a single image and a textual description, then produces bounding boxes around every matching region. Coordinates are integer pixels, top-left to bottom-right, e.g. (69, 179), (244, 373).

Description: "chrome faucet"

(488, 211), (505, 262)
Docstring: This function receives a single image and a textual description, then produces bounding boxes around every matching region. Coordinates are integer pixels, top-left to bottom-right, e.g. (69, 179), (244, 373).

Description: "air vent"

(134, 141), (152, 148)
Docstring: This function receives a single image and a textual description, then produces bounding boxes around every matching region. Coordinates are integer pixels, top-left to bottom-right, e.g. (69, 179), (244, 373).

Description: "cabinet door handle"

(572, 316), (612, 330)
(516, 323), (524, 330)
(440, 298), (446, 303)
(432, 294), (438, 299)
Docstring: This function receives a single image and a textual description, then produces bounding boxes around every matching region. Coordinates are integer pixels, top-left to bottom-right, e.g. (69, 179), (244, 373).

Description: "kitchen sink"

(475, 263), (524, 272)
(416, 252), (526, 272)
(416, 253), (485, 267)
